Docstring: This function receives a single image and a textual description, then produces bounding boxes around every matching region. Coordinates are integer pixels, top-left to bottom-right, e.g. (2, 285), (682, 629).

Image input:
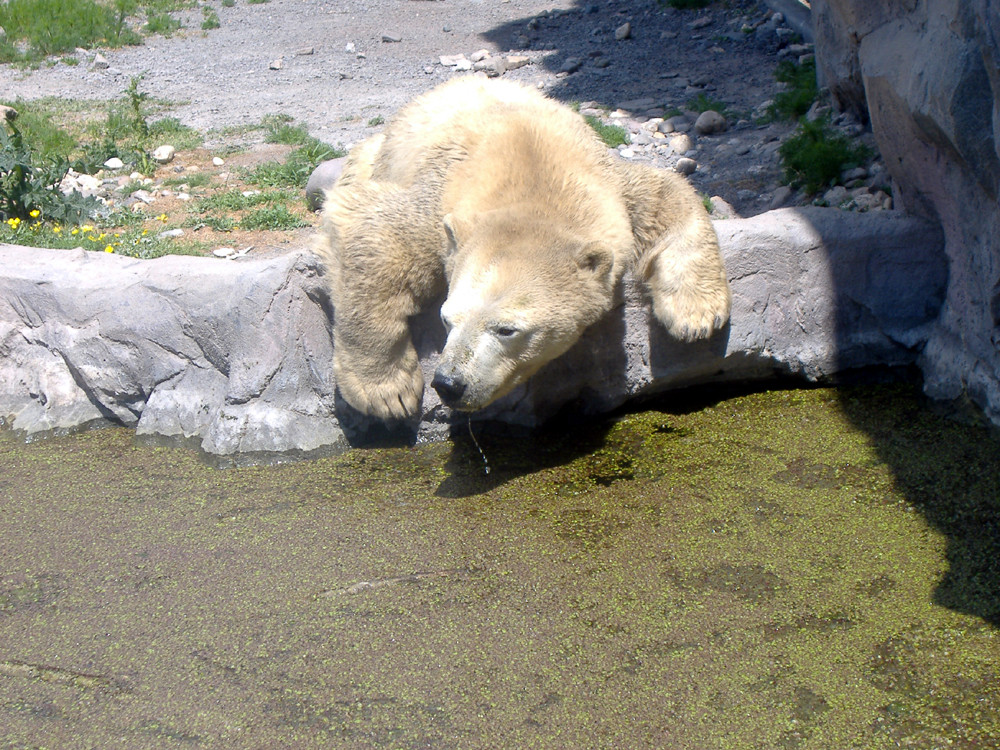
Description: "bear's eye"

(492, 324), (519, 338)
(441, 313), (454, 331)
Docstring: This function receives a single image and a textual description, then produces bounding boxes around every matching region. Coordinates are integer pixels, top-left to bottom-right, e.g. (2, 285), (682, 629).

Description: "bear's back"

(371, 77), (598, 188)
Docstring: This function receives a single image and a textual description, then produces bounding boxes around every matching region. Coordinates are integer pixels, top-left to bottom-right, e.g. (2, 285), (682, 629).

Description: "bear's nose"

(431, 371), (467, 406)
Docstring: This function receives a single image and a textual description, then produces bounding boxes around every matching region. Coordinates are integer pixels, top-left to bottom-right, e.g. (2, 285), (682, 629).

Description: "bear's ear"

(575, 241), (614, 283)
(443, 213), (473, 254)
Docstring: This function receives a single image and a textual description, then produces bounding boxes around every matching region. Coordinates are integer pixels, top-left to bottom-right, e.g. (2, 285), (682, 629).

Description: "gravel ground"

(0, 0), (843, 217)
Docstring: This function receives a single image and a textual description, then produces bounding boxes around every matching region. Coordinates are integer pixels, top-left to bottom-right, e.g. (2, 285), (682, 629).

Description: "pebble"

(269, 58), (283, 70)
(92, 53), (109, 69)
(615, 22), (632, 41)
(675, 157), (697, 175)
(103, 157), (125, 170)
(559, 57), (584, 74)
(381, 35), (402, 43)
(212, 157), (225, 167)
(158, 228), (184, 239)
(152, 145), (175, 164)
(213, 247), (236, 258)
(823, 185), (850, 206)
(694, 110), (727, 135)
(670, 134), (694, 154)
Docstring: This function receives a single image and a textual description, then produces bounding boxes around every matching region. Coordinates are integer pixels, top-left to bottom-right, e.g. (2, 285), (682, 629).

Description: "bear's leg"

(319, 182), (446, 420)
(622, 164), (731, 341)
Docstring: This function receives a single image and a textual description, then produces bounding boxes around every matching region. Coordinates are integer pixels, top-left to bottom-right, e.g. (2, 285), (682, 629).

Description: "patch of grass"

(242, 137), (346, 189)
(779, 118), (872, 194)
(263, 115), (312, 147)
(367, 115), (385, 127)
(0, 211), (205, 259)
(768, 58), (818, 121)
(201, 5), (220, 30)
(584, 115), (630, 148)
(162, 172), (212, 189)
(0, 0), (142, 63)
(195, 188), (296, 213)
(144, 11), (182, 36)
(81, 77), (201, 171)
(238, 205), (309, 231)
(687, 93), (729, 115)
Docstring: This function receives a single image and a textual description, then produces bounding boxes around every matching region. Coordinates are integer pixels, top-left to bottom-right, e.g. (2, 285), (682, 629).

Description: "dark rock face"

(813, 0), (1000, 425)
(0, 207), (945, 457)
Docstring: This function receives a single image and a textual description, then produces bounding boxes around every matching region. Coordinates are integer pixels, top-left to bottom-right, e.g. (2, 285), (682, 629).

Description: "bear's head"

(432, 210), (617, 412)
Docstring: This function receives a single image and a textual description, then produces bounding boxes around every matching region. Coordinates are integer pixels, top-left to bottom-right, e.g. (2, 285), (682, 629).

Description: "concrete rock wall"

(0, 208), (945, 458)
(813, 0), (1000, 425)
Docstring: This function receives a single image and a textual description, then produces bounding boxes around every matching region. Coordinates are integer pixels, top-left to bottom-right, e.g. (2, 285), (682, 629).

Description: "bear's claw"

(652, 283), (731, 343)
(334, 354), (424, 421)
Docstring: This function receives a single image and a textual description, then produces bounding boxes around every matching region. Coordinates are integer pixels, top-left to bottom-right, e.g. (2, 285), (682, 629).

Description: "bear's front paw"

(334, 354), (424, 421)
(652, 282), (731, 342)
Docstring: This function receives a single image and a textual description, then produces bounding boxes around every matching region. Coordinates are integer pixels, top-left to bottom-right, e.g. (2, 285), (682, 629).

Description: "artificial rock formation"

(813, 0), (1000, 425)
(0, 207), (945, 458)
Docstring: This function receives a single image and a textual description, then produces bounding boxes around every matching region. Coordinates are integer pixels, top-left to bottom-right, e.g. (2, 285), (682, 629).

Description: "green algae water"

(1, 383), (998, 748)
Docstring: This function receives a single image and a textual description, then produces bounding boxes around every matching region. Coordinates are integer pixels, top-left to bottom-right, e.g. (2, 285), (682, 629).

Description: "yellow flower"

(81, 225), (94, 233)
(29, 209), (40, 218)
(52, 225), (62, 234)
(71, 228), (79, 235)
(156, 213), (168, 222)
(7, 217), (20, 229)
(104, 245), (114, 253)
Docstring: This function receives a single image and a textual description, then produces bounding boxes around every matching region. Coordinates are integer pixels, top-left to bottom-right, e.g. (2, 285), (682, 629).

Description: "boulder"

(0, 208), (946, 458)
(813, 0), (1000, 425)
(305, 157), (346, 211)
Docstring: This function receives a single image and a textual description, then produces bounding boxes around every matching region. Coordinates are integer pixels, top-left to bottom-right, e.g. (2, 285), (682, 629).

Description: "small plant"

(779, 118), (871, 194)
(263, 115), (312, 147)
(201, 5), (220, 30)
(0, 123), (100, 224)
(687, 93), (729, 115)
(367, 115), (385, 127)
(221, 0), (234, 6)
(243, 133), (346, 189)
(144, 12), (181, 36)
(768, 58), (818, 121)
(584, 115), (630, 148)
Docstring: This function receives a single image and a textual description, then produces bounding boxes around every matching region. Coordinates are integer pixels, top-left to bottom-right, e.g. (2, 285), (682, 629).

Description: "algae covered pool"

(0, 383), (998, 748)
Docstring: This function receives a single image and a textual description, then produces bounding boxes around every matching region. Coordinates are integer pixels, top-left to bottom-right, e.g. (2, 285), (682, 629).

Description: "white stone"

(103, 157), (125, 170)
(212, 157), (225, 167)
(152, 145), (175, 164)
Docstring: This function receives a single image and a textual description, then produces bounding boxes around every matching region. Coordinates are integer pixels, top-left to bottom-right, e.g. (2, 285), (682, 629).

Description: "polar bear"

(315, 77), (730, 420)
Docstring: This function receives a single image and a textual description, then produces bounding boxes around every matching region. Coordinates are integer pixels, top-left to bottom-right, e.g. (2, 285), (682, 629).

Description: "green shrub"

(367, 115), (385, 127)
(779, 118), (871, 194)
(584, 115), (630, 148)
(769, 59), (818, 121)
(0, 123), (100, 224)
(144, 12), (181, 36)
